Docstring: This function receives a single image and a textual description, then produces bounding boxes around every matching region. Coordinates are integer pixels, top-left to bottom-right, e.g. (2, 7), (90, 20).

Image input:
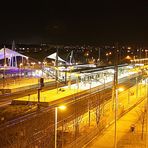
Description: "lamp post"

(136, 77), (138, 99)
(146, 78), (148, 147)
(128, 88), (130, 104)
(114, 44), (118, 148)
(114, 88), (118, 148)
(88, 77), (92, 126)
(114, 87), (124, 148)
(55, 105), (66, 148)
(128, 74), (131, 105)
(55, 49), (59, 94)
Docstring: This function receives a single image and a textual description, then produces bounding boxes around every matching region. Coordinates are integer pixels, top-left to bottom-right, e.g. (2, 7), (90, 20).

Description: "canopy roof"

(0, 48), (28, 60)
(47, 52), (66, 62)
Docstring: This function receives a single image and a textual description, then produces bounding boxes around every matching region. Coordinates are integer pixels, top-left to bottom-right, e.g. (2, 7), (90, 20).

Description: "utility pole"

(37, 88), (41, 110)
(56, 49), (59, 93)
(136, 77), (138, 99)
(114, 43), (118, 148)
(146, 78), (148, 147)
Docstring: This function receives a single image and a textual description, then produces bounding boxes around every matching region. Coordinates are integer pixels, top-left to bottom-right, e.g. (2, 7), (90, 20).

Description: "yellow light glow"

(58, 105), (66, 110)
(125, 55), (131, 60)
(31, 62), (35, 65)
(118, 87), (124, 92)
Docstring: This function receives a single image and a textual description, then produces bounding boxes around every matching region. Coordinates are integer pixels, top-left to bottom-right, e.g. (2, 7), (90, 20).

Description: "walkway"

(85, 98), (147, 148)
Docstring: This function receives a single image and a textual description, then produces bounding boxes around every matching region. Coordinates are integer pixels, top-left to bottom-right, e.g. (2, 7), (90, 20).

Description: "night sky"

(0, 1), (148, 45)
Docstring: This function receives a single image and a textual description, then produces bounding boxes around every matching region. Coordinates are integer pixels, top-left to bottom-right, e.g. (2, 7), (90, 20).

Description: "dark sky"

(0, 1), (148, 45)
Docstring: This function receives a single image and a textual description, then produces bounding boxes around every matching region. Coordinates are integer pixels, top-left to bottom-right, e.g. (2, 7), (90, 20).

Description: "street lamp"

(136, 77), (138, 98)
(114, 86), (124, 148)
(146, 78), (148, 147)
(118, 87), (124, 92)
(55, 105), (66, 148)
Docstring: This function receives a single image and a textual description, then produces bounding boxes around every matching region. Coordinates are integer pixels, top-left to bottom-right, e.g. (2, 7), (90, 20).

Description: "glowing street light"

(118, 87), (124, 92)
(55, 105), (66, 148)
(114, 86), (124, 148)
(58, 105), (66, 110)
(125, 55), (131, 60)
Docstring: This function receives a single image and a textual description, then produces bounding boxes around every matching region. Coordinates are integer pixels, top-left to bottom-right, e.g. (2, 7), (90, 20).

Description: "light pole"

(114, 44), (118, 148)
(55, 49), (59, 94)
(37, 88), (41, 109)
(55, 105), (66, 148)
(88, 76), (92, 126)
(146, 78), (148, 147)
(114, 87), (124, 148)
(114, 88), (118, 148)
(128, 75), (131, 105)
(128, 88), (130, 104)
(136, 77), (138, 99)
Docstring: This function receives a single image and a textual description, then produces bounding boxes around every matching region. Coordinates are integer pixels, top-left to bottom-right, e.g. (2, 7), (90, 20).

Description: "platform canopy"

(46, 52), (66, 62)
(0, 48), (28, 60)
